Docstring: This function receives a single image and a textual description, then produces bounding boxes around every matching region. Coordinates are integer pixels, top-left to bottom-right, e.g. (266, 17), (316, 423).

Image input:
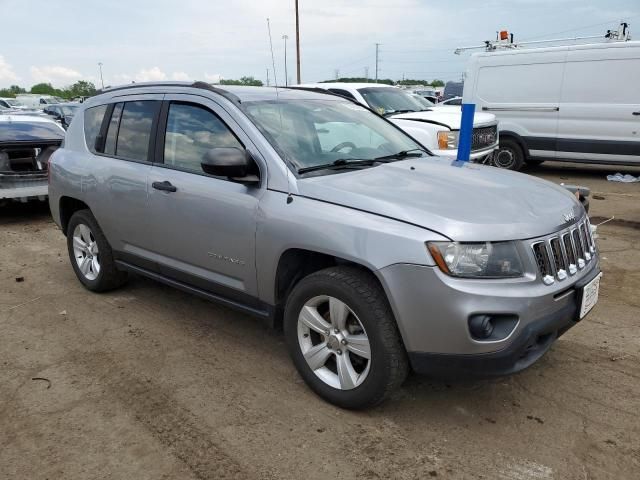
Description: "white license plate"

(579, 273), (602, 319)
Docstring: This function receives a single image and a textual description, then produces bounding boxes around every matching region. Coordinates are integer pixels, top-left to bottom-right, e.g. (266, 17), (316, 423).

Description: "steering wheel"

(330, 141), (357, 153)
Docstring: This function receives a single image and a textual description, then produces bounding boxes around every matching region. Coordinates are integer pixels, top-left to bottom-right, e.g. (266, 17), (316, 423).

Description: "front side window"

(115, 101), (159, 161)
(244, 98), (424, 174)
(358, 87), (426, 115)
(84, 104), (108, 153)
(163, 103), (243, 173)
(328, 89), (356, 100)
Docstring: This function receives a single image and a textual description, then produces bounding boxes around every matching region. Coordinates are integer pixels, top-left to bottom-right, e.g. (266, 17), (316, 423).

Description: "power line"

(519, 15), (640, 41)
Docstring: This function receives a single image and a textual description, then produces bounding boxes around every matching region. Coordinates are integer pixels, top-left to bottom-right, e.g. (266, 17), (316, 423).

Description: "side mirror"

(201, 147), (259, 184)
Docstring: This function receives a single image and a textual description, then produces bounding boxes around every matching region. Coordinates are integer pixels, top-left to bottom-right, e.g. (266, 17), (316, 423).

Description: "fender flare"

(498, 131), (530, 159)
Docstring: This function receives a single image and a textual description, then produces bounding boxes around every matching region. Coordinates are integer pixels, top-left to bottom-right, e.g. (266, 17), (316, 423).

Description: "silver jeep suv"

(49, 82), (601, 409)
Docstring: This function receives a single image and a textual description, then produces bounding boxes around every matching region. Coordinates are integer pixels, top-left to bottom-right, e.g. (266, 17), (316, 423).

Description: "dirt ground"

(1, 161), (639, 480)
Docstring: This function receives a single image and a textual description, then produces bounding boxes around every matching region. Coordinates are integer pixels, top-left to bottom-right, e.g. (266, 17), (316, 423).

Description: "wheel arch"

(59, 196), (90, 235)
(499, 130), (530, 159)
(273, 248), (387, 329)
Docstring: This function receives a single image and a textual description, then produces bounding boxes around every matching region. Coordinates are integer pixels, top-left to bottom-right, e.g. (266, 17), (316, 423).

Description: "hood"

(389, 109), (495, 130)
(296, 158), (582, 241)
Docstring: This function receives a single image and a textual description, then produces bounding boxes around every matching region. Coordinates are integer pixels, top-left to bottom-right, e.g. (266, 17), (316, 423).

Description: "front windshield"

(357, 87), (426, 115)
(243, 98), (425, 174)
(60, 105), (78, 115)
(411, 95), (435, 108)
(6, 99), (20, 106)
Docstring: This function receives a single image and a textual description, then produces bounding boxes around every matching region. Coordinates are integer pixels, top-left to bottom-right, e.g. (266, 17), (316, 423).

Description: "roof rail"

(96, 81), (241, 104)
(455, 22), (632, 54)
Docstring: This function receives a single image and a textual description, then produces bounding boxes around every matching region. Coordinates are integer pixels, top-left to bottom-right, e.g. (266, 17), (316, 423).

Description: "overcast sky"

(1, 0), (638, 89)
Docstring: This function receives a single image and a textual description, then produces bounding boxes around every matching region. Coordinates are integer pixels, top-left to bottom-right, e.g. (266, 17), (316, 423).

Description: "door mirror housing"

(201, 147), (259, 184)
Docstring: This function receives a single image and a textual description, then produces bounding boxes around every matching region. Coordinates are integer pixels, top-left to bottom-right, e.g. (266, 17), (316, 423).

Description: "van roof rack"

(96, 81), (241, 104)
(455, 22), (631, 54)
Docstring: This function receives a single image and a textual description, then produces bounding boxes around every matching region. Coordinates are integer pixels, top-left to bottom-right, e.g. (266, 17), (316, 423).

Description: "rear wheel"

(493, 139), (525, 170)
(284, 266), (408, 409)
(66, 209), (127, 292)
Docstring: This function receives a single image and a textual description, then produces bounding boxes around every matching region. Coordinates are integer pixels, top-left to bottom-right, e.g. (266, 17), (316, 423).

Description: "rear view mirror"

(201, 147), (259, 184)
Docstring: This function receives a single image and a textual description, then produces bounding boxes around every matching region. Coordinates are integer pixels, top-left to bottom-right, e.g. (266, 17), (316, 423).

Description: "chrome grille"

(471, 125), (498, 151)
(531, 218), (596, 285)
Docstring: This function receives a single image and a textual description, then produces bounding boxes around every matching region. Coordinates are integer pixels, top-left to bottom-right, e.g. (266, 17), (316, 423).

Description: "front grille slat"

(471, 125), (498, 151)
(531, 217), (596, 285)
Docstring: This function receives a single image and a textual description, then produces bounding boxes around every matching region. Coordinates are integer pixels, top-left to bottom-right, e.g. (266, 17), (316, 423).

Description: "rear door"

(146, 94), (263, 307)
(86, 95), (162, 268)
(557, 44), (640, 164)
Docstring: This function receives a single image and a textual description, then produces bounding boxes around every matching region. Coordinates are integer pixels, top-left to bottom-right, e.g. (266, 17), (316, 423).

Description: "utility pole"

(98, 62), (104, 89)
(334, 69), (339, 80)
(295, 0), (301, 84)
(364, 66), (369, 82)
(374, 43), (380, 83)
(266, 68), (270, 87)
(282, 35), (289, 87)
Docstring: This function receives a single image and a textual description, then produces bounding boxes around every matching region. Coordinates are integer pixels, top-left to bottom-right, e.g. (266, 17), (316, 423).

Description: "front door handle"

(633, 111), (640, 116)
(152, 181), (177, 192)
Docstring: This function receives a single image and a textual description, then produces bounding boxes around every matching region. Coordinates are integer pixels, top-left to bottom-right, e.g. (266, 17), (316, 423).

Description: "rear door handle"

(633, 111), (640, 116)
(152, 181), (177, 192)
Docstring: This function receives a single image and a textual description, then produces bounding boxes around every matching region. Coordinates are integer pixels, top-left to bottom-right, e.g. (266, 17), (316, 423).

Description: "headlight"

(427, 241), (524, 278)
(437, 130), (459, 150)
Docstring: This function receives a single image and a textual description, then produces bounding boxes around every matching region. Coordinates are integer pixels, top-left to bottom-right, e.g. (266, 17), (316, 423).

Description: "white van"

(15, 94), (62, 109)
(463, 40), (640, 169)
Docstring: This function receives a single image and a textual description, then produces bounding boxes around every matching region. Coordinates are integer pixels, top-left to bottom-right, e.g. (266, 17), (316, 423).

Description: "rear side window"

(115, 101), (159, 161)
(328, 89), (356, 100)
(104, 102), (123, 155)
(84, 104), (108, 152)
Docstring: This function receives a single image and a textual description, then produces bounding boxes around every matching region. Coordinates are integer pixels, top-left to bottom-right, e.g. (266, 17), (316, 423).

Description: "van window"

(476, 63), (564, 103)
(84, 104), (108, 153)
(562, 59), (638, 104)
(115, 101), (159, 162)
(163, 103), (243, 173)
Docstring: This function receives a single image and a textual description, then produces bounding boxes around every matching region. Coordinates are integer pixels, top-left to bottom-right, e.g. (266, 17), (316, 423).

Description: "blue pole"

(456, 103), (475, 162)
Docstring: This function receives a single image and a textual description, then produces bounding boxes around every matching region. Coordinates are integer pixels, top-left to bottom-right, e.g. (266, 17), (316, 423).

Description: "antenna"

(267, 18), (279, 90)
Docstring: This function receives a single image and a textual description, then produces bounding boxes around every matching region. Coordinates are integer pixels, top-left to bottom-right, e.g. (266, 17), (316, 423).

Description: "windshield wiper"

(373, 148), (427, 161)
(383, 109), (417, 116)
(298, 158), (391, 174)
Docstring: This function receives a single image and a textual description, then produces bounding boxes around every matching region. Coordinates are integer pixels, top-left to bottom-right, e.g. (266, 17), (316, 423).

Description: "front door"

(146, 94), (263, 308)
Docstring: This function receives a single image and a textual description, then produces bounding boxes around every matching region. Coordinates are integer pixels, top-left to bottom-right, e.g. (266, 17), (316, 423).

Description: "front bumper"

(377, 259), (600, 377)
(432, 143), (498, 161)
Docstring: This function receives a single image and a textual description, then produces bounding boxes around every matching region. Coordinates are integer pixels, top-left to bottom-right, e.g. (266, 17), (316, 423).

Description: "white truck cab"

(299, 83), (499, 162)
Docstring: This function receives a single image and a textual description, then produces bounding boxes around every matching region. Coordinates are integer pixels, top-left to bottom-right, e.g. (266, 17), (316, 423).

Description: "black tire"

(493, 138), (525, 170)
(284, 266), (408, 409)
(66, 209), (128, 292)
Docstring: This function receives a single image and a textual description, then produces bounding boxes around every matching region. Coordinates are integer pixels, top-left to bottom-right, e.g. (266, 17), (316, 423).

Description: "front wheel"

(284, 266), (408, 409)
(493, 139), (525, 170)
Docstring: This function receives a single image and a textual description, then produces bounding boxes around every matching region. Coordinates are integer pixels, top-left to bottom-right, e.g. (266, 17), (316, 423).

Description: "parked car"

(0, 97), (29, 110)
(413, 88), (439, 103)
(0, 113), (64, 204)
(43, 103), (79, 129)
(49, 82), (601, 409)
(463, 39), (640, 169)
(439, 96), (462, 106)
(299, 83), (498, 162)
(15, 94), (65, 109)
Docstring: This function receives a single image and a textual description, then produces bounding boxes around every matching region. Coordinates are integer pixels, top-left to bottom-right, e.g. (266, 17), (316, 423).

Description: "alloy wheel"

(72, 223), (100, 281)
(297, 295), (371, 390)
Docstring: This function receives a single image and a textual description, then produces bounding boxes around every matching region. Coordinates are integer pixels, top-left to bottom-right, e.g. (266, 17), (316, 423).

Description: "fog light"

(469, 315), (494, 339)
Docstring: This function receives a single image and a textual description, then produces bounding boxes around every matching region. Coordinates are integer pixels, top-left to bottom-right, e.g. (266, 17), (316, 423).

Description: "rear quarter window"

(84, 104), (108, 153)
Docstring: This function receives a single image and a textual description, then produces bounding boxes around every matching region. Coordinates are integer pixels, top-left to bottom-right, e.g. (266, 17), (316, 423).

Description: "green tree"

(430, 79), (445, 87)
(219, 76), (263, 86)
(0, 85), (27, 97)
(30, 83), (58, 95)
(66, 80), (97, 98)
